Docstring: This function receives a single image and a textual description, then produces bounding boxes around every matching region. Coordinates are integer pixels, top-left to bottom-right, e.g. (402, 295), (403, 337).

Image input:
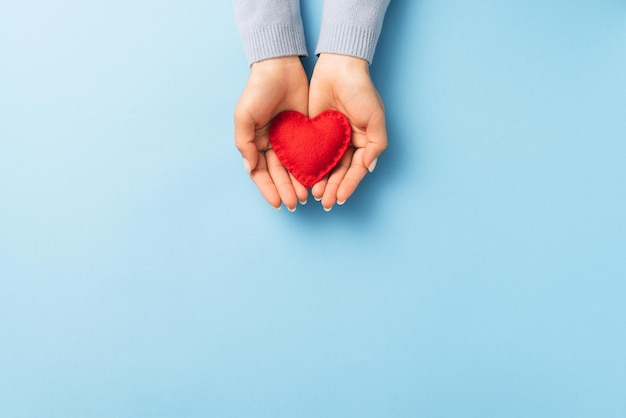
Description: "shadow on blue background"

(1, 1), (625, 417)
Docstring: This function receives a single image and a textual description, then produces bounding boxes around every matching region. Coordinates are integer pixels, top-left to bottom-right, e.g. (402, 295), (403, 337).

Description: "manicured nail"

(274, 205), (281, 211)
(243, 158), (251, 174)
(299, 199), (308, 205)
(314, 196), (322, 202)
(337, 199), (346, 206)
(288, 206), (296, 213)
(368, 158), (378, 173)
(323, 205), (332, 212)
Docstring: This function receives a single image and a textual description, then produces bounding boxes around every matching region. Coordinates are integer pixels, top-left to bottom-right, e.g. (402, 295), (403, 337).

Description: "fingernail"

(337, 199), (346, 205)
(368, 158), (378, 173)
(243, 158), (251, 174)
(274, 205), (281, 211)
(299, 199), (308, 205)
(314, 196), (322, 202)
(323, 205), (333, 212)
(288, 206), (296, 213)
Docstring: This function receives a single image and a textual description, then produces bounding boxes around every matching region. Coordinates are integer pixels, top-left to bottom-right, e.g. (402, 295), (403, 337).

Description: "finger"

(336, 148), (368, 204)
(289, 173), (309, 205)
(266, 150), (298, 212)
(362, 115), (388, 171)
(250, 152), (281, 209)
(233, 109), (260, 172)
(321, 148), (353, 211)
(312, 176), (328, 202)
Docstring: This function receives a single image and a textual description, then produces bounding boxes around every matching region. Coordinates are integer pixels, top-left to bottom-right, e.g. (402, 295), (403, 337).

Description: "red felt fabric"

(269, 110), (351, 189)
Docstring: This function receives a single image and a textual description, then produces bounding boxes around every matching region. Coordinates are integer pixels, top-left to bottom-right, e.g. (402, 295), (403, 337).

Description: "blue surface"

(1, 1), (625, 417)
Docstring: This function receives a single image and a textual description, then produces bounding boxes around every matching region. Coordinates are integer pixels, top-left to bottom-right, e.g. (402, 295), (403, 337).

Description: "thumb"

(234, 114), (259, 174)
(363, 120), (388, 173)
(238, 142), (258, 174)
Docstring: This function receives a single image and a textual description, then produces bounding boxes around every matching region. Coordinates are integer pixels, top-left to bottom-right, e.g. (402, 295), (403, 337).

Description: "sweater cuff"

(315, 24), (380, 64)
(240, 25), (308, 65)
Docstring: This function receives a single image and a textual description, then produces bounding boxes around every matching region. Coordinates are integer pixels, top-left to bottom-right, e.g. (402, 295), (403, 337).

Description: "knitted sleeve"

(315, 0), (391, 64)
(233, 0), (308, 65)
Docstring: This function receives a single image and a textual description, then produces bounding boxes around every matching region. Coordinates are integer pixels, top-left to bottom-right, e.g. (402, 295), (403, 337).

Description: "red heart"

(269, 110), (351, 188)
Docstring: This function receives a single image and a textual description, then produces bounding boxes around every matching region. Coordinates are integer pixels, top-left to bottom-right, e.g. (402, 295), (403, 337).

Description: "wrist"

(316, 53), (370, 72)
(251, 56), (303, 72)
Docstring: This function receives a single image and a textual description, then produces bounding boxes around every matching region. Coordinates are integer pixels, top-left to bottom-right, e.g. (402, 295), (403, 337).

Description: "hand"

(234, 56), (310, 210)
(308, 53), (388, 211)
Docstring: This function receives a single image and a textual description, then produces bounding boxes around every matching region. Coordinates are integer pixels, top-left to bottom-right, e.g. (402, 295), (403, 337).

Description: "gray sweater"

(233, 0), (390, 65)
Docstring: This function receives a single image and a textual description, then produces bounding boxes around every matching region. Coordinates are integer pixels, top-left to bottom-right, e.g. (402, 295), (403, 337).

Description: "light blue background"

(1, 1), (625, 417)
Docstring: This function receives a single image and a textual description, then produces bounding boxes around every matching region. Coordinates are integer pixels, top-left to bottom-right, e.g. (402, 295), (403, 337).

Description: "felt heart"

(269, 110), (351, 188)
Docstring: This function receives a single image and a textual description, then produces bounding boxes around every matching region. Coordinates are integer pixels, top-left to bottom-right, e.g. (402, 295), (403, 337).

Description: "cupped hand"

(308, 53), (388, 211)
(234, 56), (310, 210)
